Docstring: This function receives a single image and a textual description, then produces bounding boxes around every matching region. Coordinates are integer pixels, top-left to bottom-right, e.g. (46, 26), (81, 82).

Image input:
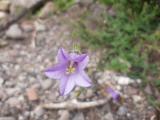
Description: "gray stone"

(33, 106), (45, 119)
(0, 117), (15, 120)
(9, 0), (41, 8)
(58, 110), (70, 120)
(116, 76), (133, 85)
(0, 78), (4, 86)
(132, 95), (142, 103)
(0, 40), (8, 48)
(104, 112), (114, 120)
(6, 24), (24, 39)
(73, 112), (85, 120)
(0, 12), (7, 19)
(6, 97), (21, 108)
(117, 106), (128, 116)
(20, 21), (34, 32)
(18, 115), (24, 120)
(0, 0), (10, 11)
(41, 79), (53, 90)
(86, 89), (94, 98)
(34, 21), (46, 32)
(0, 89), (7, 101)
(38, 2), (55, 18)
(6, 87), (21, 96)
(23, 111), (30, 118)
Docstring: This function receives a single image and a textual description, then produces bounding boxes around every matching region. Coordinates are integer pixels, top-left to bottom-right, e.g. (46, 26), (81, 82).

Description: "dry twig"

(42, 98), (110, 110)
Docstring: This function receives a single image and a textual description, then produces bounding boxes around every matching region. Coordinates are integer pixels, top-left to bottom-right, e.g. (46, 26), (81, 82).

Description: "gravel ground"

(0, 3), (155, 120)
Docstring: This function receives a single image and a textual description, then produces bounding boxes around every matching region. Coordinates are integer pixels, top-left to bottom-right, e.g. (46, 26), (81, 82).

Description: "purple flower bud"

(45, 48), (92, 96)
(107, 87), (120, 102)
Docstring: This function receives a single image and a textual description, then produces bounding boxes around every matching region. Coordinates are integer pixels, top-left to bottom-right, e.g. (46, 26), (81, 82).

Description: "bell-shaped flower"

(45, 48), (92, 95)
(107, 87), (120, 102)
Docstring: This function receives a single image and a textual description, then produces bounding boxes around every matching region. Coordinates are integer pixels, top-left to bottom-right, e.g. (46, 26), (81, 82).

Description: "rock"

(73, 89), (93, 100)
(9, 0), (41, 8)
(73, 112), (85, 120)
(132, 95), (142, 103)
(116, 76), (133, 85)
(23, 111), (30, 119)
(6, 97), (21, 108)
(18, 95), (25, 102)
(0, 78), (4, 86)
(38, 2), (55, 18)
(0, 103), (9, 115)
(6, 24), (24, 39)
(117, 106), (128, 116)
(104, 112), (114, 120)
(0, 40), (8, 48)
(0, 12), (7, 19)
(125, 86), (138, 95)
(26, 87), (39, 101)
(41, 79), (53, 90)
(58, 110), (70, 120)
(116, 85), (122, 91)
(0, 0), (10, 11)
(18, 115), (24, 120)
(20, 21), (34, 32)
(6, 87), (21, 96)
(5, 81), (15, 87)
(33, 106), (44, 119)
(34, 21), (46, 32)
(86, 89), (94, 98)
(9, 4), (24, 16)
(0, 89), (7, 101)
(0, 117), (15, 120)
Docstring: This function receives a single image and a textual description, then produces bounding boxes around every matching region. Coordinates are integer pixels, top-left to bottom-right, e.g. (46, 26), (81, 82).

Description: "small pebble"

(33, 106), (44, 119)
(73, 112), (85, 120)
(26, 87), (39, 101)
(117, 76), (133, 85)
(6, 97), (21, 108)
(104, 112), (114, 120)
(34, 21), (46, 32)
(20, 21), (34, 32)
(58, 110), (70, 120)
(41, 79), (53, 90)
(117, 106), (128, 116)
(6, 24), (24, 39)
(0, 78), (4, 86)
(0, 12), (7, 19)
(132, 95), (142, 103)
(0, 0), (10, 11)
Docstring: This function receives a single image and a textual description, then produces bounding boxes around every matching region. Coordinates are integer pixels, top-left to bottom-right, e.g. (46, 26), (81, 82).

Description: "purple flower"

(45, 48), (92, 95)
(107, 87), (120, 102)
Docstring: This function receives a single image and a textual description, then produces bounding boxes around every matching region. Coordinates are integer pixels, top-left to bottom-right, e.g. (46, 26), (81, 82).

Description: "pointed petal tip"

(57, 48), (69, 63)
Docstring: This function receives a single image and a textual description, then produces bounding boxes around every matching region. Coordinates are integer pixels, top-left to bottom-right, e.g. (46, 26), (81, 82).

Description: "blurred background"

(0, 0), (159, 120)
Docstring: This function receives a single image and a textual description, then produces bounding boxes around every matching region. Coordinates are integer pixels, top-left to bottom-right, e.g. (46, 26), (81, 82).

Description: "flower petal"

(78, 54), (89, 70)
(45, 63), (66, 80)
(69, 53), (89, 69)
(69, 53), (79, 60)
(73, 72), (91, 87)
(80, 70), (92, 83)
(57, 48), (69, 63)
(60, 75), (75, 95)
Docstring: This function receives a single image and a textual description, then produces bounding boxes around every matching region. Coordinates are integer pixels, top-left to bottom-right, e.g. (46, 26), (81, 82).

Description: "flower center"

(66, 61), (76, 75)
